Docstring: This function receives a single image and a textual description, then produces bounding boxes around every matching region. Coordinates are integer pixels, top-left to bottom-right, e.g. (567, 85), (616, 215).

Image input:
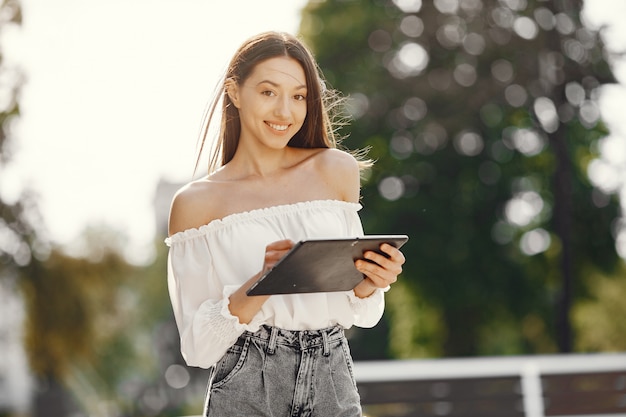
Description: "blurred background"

(1, 0), (625, 416)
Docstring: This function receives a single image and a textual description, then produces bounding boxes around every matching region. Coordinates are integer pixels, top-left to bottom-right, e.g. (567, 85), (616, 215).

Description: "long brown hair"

(195, 31), (347, 175)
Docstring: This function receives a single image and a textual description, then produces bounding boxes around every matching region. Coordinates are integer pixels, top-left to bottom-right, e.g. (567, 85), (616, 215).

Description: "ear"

(225, 78), (241, 109)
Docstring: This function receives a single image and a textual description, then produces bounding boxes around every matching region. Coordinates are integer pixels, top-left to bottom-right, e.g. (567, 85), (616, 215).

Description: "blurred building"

(0, 275), (32, 415)
(153, 179), (182, 238)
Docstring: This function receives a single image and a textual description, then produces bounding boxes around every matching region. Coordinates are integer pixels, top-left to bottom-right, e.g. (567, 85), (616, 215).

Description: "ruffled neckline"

(165, 199), (361, 245)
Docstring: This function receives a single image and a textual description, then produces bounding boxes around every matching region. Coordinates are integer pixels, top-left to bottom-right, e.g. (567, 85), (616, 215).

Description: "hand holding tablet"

(246, 235), (408, 296)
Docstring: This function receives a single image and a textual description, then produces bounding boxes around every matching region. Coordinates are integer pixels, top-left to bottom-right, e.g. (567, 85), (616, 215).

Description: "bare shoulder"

(168, 179), (221, 236)
(315, 147), (358, 167)
(311, 148), (361, 203)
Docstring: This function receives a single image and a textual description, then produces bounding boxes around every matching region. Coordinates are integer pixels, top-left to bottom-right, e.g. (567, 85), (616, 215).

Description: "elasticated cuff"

(221, 285), (265, 333)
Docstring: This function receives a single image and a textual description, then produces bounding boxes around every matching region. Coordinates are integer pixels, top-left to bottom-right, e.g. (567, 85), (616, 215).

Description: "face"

(228, 56), (307, 151)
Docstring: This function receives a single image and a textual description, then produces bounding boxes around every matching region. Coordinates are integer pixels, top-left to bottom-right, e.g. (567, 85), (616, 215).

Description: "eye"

(294, 94), (306, 101)
(261, 90), (276, 97)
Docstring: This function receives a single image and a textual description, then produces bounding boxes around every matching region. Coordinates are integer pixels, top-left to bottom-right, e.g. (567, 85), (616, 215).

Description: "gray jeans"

(203, 324), (362, 417)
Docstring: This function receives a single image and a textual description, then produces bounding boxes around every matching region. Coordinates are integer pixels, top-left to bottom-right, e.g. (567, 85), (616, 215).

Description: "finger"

(265, 248), (291, 264)
(263, 254), (285, 272)
(379, 244), (406, 265)
(263, 240), (295, 271)
(363, 270), (397, 288)
(355, 259), (399, 288)
(267, 239), (295, 251)
(264, 242), (293, 259)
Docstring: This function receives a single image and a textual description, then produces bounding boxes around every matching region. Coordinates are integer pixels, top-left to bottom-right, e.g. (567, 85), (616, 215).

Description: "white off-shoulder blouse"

(165, 200), (387, 368)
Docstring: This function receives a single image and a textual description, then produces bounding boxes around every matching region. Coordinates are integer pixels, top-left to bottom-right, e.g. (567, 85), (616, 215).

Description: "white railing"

(354, 352), (626, 417)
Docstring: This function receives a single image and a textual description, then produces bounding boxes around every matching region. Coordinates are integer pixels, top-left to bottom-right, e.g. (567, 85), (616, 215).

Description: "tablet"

(246, 235), (408, 296)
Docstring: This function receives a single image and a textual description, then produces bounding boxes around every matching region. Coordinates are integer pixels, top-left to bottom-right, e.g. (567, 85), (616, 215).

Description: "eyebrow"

(257, 79), (307, 90)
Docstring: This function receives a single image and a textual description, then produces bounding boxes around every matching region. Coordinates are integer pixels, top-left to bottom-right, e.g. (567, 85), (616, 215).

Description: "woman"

(166, 31), (405, 416)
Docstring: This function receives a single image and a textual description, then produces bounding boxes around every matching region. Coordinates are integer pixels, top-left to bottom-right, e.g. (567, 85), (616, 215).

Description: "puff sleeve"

(166, 236), (263, 368)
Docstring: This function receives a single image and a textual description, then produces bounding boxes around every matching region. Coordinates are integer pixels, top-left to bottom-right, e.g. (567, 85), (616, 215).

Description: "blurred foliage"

(0, 0), (30, 271)
(300, 0), (625, 358)
(21, 227), (199, 416)
(20, 228), (132, 380)
(0, 0), (201, 413)
(573, 262), (626, 351)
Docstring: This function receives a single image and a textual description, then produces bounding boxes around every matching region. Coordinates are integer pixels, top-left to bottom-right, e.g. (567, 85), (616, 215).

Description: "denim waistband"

(240, 324), (345, 356)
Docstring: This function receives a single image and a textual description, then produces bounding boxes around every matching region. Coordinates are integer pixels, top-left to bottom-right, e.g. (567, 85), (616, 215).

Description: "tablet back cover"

(246, 235), (408, 296)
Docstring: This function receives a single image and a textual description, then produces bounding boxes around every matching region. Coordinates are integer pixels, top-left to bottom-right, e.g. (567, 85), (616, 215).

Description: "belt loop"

(322, 329), (330, 357)
(298, 332), (306, 351)
(266, 326), (278, 355)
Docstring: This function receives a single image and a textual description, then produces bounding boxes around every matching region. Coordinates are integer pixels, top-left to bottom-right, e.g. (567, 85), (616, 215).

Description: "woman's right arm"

(167, 185), (247, 368)
(167, 186), (293, 367)
(167, 238), (293, 368)
(167, 246), (243, 368)
(227, 239), (294, 323)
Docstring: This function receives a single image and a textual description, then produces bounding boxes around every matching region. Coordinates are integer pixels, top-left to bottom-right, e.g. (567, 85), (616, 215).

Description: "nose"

(273, 95), (290, 118)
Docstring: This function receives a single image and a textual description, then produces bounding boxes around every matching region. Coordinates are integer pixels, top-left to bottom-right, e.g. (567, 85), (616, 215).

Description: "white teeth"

(267, 122), (288, 131)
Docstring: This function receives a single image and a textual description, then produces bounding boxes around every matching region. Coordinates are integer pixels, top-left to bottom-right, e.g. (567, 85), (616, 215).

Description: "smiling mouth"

(266, 122), (289, 132)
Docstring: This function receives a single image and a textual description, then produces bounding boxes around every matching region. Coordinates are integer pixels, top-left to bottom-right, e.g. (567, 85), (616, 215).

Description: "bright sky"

(1, 0), (308, 262)
(1, 0), (625, 264)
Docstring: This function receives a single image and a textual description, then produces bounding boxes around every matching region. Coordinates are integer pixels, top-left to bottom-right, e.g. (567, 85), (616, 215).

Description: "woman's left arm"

(320, 148), (407, 298)
(319, 147), (406, 303)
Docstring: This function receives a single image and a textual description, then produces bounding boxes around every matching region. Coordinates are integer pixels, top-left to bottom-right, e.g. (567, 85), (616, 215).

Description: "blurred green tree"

(0, 2), (197, 415)
(0, 1), (73, 414)
(573, 262), (626, 352)
(300, 0), (623, 358)
(0, 3), (194, 411)
(20, 228), (130, 412)
(0, 9), (169, 410)
(21, 226), (187, 416)
(0, 0), (69, 414)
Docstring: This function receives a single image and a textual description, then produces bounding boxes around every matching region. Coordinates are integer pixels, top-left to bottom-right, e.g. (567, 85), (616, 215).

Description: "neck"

(229, 146), (293, 179)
